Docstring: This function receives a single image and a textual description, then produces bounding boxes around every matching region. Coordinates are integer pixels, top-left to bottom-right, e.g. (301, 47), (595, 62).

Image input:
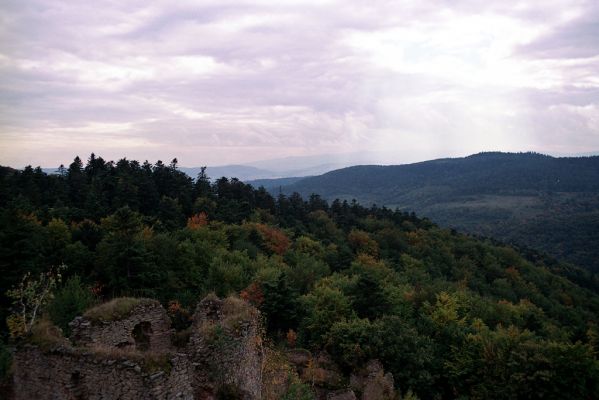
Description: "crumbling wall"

(70, 300), (173, 353)
(12, 345), (193, 400)
(188, 295), (263, 399)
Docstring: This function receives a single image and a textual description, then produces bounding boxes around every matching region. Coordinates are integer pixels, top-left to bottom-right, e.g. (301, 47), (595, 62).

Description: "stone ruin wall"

(12, 296), (263, 400)
(188, 296), (263, 399)
(13, 346), (193, 400)
(69, 301), (173, 353)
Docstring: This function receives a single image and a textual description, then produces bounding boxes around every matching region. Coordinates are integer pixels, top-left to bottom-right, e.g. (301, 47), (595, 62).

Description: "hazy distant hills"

(178, 164), (329, 181)
(270, 152), (599, 272)
(180, 151), (409, 181)
(181, 161), (353, 181)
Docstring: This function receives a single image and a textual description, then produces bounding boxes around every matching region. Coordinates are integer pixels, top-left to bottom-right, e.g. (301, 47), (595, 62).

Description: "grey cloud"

(518, 2), (599, 59)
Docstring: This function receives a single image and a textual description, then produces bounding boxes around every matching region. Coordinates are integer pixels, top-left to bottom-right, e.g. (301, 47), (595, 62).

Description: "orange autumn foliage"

(348, 229), (379, 257)
(187, 212), (208, 229)
(286, 329), (297, 348)
(505, 266), (520, 280)
(240, 282), (264, 306)
(254, 223), (291, 255)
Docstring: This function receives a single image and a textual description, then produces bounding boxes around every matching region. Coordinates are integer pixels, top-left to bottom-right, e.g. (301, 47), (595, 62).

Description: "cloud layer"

(1, 0), (598, 167)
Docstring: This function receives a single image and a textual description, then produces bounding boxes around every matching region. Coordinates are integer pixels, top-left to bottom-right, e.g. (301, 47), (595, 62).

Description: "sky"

(1, 0), (598, 168)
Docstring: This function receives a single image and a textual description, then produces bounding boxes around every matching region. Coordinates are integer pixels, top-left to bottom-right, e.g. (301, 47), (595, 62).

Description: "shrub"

(281, 381), (315, 400)
(48, 275), (96, 335)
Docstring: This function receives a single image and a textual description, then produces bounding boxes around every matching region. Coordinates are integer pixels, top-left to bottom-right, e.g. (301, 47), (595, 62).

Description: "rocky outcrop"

(350, 360), (396, 400)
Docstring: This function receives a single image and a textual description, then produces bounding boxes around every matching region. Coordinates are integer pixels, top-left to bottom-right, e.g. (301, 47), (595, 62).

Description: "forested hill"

(277, 152), (599, 272)
(1, 154), (599, 398)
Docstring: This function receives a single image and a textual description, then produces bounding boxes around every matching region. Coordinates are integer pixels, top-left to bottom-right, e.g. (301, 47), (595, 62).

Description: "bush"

(281, 381), (315, 400)
(48, 275), (96, 335)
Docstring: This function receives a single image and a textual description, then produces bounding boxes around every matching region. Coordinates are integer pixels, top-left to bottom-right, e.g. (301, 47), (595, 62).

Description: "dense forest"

(1, 154), (599, 399)
(269, 152), (599, 273)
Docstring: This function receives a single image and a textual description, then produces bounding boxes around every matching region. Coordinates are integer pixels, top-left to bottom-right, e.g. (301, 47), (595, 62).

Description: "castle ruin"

(12, 296), (262, 400)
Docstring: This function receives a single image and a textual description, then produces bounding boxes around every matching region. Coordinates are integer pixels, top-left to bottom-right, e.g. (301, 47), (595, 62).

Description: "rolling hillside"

(277, 152), (599, 272)
(2, 154), (599, 398)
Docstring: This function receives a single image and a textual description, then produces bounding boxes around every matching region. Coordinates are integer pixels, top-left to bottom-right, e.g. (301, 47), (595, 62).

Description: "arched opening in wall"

(132, 321), (153, 351)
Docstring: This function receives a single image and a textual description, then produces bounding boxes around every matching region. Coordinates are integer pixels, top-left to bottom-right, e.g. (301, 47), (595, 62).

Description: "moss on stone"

(83, 297), (155, 323)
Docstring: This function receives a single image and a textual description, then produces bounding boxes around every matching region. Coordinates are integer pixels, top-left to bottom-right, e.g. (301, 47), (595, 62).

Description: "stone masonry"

(69, 300), (173, 353)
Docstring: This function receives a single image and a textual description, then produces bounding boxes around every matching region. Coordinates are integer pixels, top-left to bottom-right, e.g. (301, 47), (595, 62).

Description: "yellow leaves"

(429, 291), (464, 326)
(348, 229), (379, 257)
(294, 236), (324, 258)
(6, 314), (26, 339)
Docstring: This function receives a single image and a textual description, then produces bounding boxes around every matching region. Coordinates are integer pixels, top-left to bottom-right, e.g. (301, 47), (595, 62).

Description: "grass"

(221, 296), (258, 332)
(83, 297), (155, 323)
(28, 318), (70, 350)
(196, 295), (259, 351)
(87, 344), (172, 373)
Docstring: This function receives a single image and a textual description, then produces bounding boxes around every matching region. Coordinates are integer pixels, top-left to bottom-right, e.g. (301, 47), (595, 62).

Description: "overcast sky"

(1, 0), (598, 167)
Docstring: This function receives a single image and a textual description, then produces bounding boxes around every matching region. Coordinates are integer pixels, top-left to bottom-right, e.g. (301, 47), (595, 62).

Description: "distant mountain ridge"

(273, 152), (599, 272)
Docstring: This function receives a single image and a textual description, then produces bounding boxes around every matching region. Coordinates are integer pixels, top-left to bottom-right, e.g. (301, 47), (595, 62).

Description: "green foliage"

(402, 389), (420, 400)
(350, 269), (391, 319)
(327, 317), (377, 369)
(366, 316), (436, 395)
(284, 251), (330, 294)
(300, 283), (353, 347)
(257, 270), (299, 335)
(281, 381), (315, 400)
(48, 275), (96, 335)
(5, 264), (64, 338)
(206, 249), (254, 297)
(446, 324), (599, 399)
